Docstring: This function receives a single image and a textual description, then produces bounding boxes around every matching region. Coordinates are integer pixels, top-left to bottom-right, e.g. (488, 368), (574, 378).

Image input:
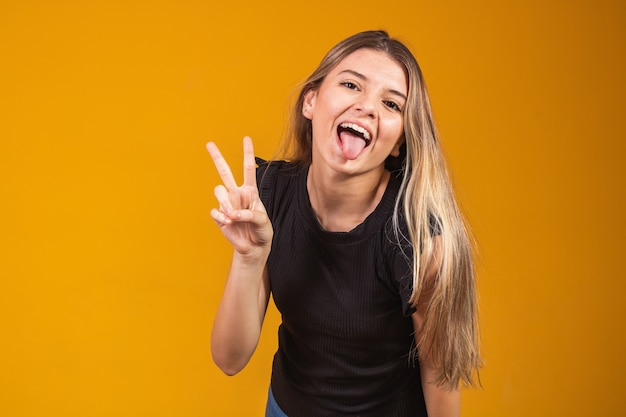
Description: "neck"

(306, 164), (390, 232)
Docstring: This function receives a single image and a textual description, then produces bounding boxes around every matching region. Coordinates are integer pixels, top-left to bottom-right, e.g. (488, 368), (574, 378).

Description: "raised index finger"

(206, 141), (238, 191)
(242, 136), (257, 189)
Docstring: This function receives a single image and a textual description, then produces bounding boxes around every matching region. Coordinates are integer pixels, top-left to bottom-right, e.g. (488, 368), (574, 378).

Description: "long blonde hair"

(279, 30), (482, 390)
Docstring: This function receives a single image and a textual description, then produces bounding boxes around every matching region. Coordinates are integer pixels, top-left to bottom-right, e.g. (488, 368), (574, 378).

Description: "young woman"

(207, 30), (482, 417)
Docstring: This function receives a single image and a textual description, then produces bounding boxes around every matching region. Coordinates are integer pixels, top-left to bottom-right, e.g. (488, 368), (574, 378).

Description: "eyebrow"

(339, 69), (407, 101)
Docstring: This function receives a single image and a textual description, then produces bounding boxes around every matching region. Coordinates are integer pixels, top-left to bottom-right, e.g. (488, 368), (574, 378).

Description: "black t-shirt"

(257, 160), (427, 417)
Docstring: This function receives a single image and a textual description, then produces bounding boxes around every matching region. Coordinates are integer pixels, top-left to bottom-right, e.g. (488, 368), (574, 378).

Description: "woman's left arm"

(411, 235), (461, 417)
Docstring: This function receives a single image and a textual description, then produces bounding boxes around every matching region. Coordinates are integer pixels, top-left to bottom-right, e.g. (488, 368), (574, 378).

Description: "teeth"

(340, 122), (370, 140)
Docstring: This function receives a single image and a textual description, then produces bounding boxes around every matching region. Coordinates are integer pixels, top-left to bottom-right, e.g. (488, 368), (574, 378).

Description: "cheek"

(319, 94), (345, 115)
(311, 97), (345, 133)
(381, 118), (404, 142)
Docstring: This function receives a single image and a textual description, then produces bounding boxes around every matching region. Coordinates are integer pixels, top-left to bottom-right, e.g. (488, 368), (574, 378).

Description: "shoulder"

(255, 158), (301, 179)
(256, 158), (305, 212)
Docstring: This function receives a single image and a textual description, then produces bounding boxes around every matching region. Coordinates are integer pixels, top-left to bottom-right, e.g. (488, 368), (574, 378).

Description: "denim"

(265, 387), (288, 417)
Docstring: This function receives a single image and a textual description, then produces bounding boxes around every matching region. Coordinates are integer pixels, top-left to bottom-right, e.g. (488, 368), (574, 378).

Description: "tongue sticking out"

(339, 131), (367, 160)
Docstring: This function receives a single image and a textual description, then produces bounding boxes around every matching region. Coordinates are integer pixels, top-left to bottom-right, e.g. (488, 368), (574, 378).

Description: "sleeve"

(255, 157), (270, 206)
(381, 208), (442, 316)
(392, 242), (416, 317)
(382, 218), (417, 317)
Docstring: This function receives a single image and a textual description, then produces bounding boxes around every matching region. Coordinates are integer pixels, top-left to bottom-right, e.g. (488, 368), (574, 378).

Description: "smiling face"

(302, 48), (407, 175)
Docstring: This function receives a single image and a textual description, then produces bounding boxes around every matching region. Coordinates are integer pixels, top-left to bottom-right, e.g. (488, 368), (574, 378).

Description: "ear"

(302, 89), (317, 120)
(390, 134), (406, 157)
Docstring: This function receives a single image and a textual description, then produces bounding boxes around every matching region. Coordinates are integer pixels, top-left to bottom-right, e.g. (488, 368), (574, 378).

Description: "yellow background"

(1, 1), (625, 416)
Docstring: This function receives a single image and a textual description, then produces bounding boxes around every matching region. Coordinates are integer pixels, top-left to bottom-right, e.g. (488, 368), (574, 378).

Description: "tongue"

(339, 131), (367, 160)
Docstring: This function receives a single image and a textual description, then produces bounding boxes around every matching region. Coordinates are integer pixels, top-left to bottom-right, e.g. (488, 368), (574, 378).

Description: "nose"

(354, 93), (377, 119)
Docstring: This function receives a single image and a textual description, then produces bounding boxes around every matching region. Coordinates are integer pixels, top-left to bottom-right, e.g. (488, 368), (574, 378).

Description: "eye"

(383, 100), (402, 112)
(340, 81), (359, 90)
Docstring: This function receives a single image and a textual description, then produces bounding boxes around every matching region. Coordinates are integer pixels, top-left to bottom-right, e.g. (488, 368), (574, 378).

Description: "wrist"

(232, 246), (270, 268)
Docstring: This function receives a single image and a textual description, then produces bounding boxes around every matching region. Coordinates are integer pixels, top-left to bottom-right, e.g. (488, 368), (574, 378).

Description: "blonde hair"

(279, 30), (482, 390)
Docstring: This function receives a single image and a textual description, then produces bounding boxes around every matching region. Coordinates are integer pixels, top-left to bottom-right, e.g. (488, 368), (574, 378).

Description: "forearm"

(211, 251), (269, 375)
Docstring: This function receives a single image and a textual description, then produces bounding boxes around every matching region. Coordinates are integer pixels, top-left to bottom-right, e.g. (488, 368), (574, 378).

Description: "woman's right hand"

(208, 137), (272, 375)
(206, 136), (273, 260)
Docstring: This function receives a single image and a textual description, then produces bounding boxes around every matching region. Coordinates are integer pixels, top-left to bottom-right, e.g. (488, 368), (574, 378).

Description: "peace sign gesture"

(206, 137), (273, 259)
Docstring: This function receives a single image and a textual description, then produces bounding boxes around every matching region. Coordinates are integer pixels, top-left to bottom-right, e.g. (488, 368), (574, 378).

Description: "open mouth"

(336, 122), (372, 160)
(337, 122), (371, 146)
